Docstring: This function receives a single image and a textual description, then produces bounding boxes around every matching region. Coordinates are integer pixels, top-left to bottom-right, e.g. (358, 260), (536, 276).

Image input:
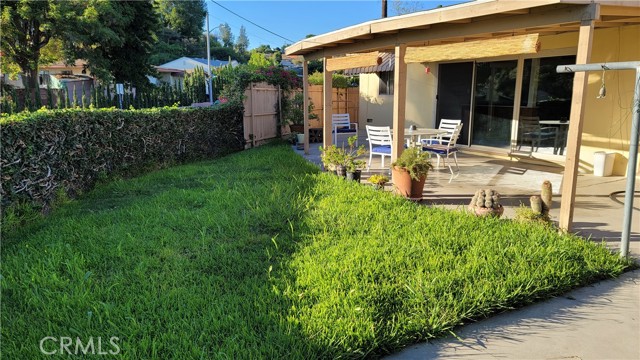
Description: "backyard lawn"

(1, 143), (632, 359)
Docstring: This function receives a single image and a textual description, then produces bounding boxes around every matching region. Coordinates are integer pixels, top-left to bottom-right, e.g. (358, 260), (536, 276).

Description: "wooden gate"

(243, 82), (280, 148)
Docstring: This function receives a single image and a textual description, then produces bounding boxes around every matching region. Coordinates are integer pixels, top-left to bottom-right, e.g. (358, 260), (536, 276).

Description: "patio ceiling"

(285, 0), (640, 60)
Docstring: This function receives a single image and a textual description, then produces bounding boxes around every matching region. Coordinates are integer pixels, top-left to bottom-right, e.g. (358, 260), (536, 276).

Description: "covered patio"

(285, 0), (640, 234)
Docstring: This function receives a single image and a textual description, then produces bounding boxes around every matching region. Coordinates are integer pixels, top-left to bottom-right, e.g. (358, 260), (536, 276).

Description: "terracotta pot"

(468, 205), (504, 218)
(392, 166), (426, 200)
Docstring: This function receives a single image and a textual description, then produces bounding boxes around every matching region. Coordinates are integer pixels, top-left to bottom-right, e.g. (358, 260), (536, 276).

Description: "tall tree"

(235, 25), (249, 55)
(218, 23), (234, 48)
(63, 1), (158, 87)
(0, 1), (80, 90)
(155, 0), (205, 38)
(151, 0), (206, 64)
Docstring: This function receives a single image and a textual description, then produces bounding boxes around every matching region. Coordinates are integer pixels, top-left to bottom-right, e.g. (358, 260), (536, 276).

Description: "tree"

(63, 1), (158, 87)
(151, 0), (206, 64)
(155, 0), (206, 39)
(219, 23), (234, 48)
(248, 51), (270, 68)
(0, 1), (80, 90)
(235, 25), (249, 55)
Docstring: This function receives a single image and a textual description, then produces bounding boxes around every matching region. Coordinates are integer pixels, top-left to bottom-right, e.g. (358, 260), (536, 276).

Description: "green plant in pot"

(319, 144), (345, 175)
(368, 174), (389, 190)
(284, 93), (317, 133)
(344, 135), (366, 182)
(468, 189), (504, 218)
(391, 147), (433, 200)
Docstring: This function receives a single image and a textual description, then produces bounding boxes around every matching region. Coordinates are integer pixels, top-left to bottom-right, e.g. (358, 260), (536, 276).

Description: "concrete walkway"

(293, 141), (640, 360)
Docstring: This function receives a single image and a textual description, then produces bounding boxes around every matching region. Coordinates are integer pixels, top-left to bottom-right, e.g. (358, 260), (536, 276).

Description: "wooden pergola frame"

(285, 0), (640, 232)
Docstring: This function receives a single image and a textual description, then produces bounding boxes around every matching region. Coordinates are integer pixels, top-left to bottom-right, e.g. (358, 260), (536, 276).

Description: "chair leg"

(452, 152), (459, 171)
(381, 155), (385, 168)
(367, 152), (373, 171)
(436, 154), (441, 169)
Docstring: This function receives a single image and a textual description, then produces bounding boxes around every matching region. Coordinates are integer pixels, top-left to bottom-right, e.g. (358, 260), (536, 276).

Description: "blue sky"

(206, 1), (468, 50)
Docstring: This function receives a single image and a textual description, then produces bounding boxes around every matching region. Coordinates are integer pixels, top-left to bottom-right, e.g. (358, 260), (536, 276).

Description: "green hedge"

(0, 104), (244, 213)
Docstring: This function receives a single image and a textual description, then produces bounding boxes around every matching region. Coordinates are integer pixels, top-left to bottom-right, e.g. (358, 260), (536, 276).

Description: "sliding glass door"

(471, 60), (518, 148)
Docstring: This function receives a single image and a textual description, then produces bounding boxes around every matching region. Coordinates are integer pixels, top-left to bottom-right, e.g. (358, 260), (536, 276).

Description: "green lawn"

(1, 143), (632, 359)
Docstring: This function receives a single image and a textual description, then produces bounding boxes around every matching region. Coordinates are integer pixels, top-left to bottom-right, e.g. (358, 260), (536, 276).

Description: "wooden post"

(323, 57), (333, 149)
(303, 59), (310, 154)
(511, 56), (525, 153)
(559, 19), (595, 232)
(250, 83), (256, 147)
(392, 44), (407, 162)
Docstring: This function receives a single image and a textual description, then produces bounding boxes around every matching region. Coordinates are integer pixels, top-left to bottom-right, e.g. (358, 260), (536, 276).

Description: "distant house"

(149, 67), (185, 87)
(280, 56), (303, 75)
(157, 57), (238, 76)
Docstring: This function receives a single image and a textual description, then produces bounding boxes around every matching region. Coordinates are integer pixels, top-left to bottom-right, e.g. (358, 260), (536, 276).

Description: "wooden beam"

(511, 57), (525, 153)
(323, 58), (333, 150)
(405, 34), (540, 63)
(301, 4), (598, 61)
(600, 5), (640, 17)
(325, 52), (381, 72)
(303, 59), (310, 155)
(392, 44), (407, 163)
(370, 0), (555, 33)
(559, 19), (595, 232)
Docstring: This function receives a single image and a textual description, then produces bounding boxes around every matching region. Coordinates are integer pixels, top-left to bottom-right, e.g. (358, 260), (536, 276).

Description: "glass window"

(518, 55), (575, 155)
(378, 71), (394, 95)
(471, 60), (518, 148)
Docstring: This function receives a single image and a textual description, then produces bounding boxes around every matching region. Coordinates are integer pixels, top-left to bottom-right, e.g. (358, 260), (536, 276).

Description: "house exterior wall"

(581, 24), (640, 176)
(358, 63), (434, 127)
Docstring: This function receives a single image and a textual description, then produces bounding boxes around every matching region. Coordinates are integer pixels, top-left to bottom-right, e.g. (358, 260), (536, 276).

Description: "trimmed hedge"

(0, 104), (244, 212)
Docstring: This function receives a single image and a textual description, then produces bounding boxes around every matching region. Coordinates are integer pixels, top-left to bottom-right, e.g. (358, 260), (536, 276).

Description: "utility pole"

(382, 0), (388, 18)
(206, 11), (213, 103)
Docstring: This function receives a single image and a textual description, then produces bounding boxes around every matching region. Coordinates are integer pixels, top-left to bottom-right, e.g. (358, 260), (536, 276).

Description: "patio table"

(404, 128), (448, 147)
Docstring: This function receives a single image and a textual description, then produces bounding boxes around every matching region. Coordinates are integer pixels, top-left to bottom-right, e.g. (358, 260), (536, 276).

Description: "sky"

(205, 1), (468, 51)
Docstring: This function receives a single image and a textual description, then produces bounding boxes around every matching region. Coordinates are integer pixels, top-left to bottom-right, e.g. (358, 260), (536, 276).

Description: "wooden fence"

(242, 83), (360, 148)
(308, 85), (359, 128)
(243, 82), (281, 148)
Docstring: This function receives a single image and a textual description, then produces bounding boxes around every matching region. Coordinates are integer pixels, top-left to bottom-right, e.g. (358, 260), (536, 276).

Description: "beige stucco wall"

(358, 63), (435, 128)
(580, 24), (640, 175)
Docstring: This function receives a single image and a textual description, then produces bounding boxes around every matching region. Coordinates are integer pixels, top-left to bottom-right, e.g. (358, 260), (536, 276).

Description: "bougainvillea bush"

(0, 104), (244, 222)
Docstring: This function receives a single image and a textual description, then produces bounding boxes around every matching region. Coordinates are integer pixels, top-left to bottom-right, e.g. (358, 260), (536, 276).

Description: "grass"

(1, 143), (632, 359)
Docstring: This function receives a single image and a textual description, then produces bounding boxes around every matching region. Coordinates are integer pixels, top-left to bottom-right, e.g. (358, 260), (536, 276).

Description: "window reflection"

(519, 55), (575, 155)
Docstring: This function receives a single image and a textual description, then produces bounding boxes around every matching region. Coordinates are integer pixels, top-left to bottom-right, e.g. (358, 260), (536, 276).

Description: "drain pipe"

(557, 61), (640, 258)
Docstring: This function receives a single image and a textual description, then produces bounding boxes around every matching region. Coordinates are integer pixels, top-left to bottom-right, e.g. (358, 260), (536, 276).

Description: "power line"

(209, 0), (295, 43)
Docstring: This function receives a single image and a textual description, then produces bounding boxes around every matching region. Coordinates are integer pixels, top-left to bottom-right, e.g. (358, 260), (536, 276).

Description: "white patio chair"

(421, 121), (463, 175)
(365, 125), (392, 170)
(332, 113), (358, 146)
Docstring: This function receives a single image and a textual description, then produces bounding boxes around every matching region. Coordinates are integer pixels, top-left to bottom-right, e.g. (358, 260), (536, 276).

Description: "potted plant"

(284, 93), (317, 133)
(368, 174), (389, 190)
(391, 147), (433, 200)
(344, 136), (366, 182)
(320, 135), (364, 179)
(319, 144), (345, 175)
(468, 189), (504, 218)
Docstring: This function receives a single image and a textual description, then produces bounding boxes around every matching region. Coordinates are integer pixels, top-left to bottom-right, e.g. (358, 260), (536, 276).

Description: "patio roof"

(285, 0), (640, 60)
(343, 52), (394, 75)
